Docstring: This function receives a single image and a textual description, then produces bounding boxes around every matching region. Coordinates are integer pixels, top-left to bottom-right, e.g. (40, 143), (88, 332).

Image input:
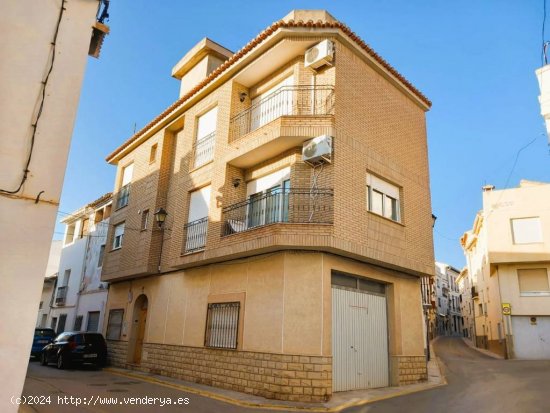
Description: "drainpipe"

(495, 265), (512, 359)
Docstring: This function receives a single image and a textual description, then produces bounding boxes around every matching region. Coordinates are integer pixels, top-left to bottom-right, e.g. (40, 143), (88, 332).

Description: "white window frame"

(112, 222), (125, 250)
(366, 173), (401, 222)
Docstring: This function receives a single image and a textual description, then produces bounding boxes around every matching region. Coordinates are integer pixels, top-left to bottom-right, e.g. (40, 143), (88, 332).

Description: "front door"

(130, 295), (148, 364)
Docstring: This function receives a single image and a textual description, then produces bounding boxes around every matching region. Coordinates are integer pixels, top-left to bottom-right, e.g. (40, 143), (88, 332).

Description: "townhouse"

(36, 240), (62, 328)
(461, 180), (550, 359)
(101, 10), (435, 401)
(434, 262), (462, 336)
(48, 194), (112, 334)
(456, 267), (474, 339)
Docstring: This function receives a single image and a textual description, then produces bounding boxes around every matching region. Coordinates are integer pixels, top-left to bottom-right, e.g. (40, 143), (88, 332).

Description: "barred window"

(204, 302), (240, 349)
(106, 309), (124, 340)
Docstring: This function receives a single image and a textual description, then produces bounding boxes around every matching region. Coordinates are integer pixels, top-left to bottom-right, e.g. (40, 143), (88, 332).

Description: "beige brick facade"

(101, 10), (433, 402)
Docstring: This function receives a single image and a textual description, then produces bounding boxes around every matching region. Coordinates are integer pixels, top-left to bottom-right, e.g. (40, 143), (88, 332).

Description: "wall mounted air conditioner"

(304, 40), (334, 70)
(302, 135), (332, 166)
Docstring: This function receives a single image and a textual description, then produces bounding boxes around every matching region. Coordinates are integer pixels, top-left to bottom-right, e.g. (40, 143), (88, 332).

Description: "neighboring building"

(0, 1), (108, 409)
(49, 194), (112, 334)
(434, 262), (462, 336)
(36, 241), (63, 328)
(461, 180), (550, 359)
(536, 63), (550, 145)
(456, 267), (474, 339)
(101, 10), (435, 402)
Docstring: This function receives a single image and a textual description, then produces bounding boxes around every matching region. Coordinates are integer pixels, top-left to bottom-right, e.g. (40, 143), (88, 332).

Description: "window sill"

(110, 247), (122, 252)
(520, 292), (550, 297)
(366, 210), (405, 227)
(115, 204), (128, 212)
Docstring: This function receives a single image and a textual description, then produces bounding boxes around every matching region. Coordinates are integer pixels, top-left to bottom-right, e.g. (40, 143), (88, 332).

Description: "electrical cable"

(543, 0), (548, 65)
(0, 0), (66, 197)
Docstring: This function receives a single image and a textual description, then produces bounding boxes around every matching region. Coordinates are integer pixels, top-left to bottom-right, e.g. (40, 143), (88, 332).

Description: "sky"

(57, 0), (550, 269)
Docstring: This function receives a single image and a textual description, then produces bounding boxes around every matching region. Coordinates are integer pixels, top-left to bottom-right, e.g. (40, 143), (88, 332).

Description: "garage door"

(332, 271), (389, 391)
(511, 316), (550, 359)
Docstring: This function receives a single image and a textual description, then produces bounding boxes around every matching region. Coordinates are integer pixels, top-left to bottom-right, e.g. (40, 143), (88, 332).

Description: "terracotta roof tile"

(106, 19), (431, 162)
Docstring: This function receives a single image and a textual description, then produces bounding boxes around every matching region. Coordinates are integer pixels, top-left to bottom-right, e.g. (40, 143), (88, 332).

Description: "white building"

(0, 1), (107, 409)
(49, 194), (112, 334)
(435, 262), (462, 336)
(461, 181), (550, 359)
(36, 241), (63, 328)
(456, 267), (475, 339)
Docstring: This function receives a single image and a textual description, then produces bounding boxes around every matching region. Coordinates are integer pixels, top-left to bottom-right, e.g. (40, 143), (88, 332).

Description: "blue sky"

(57, 0), (550, 269)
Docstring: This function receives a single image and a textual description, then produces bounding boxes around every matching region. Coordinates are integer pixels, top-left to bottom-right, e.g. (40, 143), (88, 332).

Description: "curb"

(104, 364), (447, 412)
(461, 338), (504, 360)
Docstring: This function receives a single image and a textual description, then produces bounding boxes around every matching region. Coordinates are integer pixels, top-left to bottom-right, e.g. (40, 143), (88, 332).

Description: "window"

(64, 222), (76, 245)
(194, 107), (217, 167)
(331, 271), (386, 295)
(518, 268), (550, 296)
(116, 163), (133, 209)
(94, 208), (104, 224)
(106, 309), (124, 340)
(97, 245), (105, 267)
(511, 217), (543, 244)
(141, 209), (149, 231)
(51, 317), (57, 331)
(39, 301), (43, 310)
(205, 302), (240, 349)
(112, 222), (125, 249)
(73, 315), (83, 331)
(251, 75), (294, 130)
(246, 167), (291, 229)
(366, 173), (401, 222)
(185, 186), (211, 252)
(149, 143), (158, 163)
(86, 311), (100, 332)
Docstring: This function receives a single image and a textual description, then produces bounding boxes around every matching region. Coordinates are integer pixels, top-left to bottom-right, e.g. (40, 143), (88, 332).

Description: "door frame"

(127, 294), (148, 364)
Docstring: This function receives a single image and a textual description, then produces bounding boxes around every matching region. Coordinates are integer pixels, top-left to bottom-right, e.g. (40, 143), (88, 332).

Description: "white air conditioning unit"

(305, 40), (334, 70)
(302, 135), (332, 165)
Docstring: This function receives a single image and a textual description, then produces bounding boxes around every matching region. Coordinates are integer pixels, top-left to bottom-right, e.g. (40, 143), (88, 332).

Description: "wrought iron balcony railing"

(55, 286), (67, 306)
(230, 85), (335, 142)
(116, 184), (130, 209)
(192, 131), (216, 168)
(221, 188), (333, 236)
(183, 217), (208, 253)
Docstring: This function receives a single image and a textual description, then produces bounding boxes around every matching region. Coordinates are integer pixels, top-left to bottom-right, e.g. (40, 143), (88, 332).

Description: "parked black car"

(31, 328), (57, 358)
(40, 332), (107, 369)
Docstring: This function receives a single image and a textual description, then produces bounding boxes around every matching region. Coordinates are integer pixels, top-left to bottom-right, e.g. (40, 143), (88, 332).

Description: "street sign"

(502, 303), (512, 315)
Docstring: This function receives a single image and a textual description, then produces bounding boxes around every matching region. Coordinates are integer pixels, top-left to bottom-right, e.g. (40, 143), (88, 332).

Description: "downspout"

(495, 265), (512, 359)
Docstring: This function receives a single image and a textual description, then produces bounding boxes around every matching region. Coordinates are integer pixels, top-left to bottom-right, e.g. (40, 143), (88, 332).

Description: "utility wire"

(544, 0), (548, 65)
(0, 0), (66, 196)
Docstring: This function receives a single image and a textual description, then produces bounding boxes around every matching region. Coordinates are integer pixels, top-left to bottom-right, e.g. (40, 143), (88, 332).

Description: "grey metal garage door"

(511, 316), (550, 359)
(332, 272), (389, 391)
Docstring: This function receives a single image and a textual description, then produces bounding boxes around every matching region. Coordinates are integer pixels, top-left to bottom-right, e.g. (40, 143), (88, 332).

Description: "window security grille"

(204, 302), (240, 349)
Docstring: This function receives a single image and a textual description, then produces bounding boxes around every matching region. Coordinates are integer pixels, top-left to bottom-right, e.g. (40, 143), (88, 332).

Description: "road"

(20, 337), (550, 412)
(344, 337), (550, 413)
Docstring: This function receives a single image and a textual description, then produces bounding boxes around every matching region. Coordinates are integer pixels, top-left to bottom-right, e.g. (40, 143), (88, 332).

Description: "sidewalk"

(103, 344), (446, 412)
(461, 337), (504, 360)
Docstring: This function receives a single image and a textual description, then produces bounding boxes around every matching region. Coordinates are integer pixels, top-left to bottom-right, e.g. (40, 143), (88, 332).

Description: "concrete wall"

(0, 1), (99, 408)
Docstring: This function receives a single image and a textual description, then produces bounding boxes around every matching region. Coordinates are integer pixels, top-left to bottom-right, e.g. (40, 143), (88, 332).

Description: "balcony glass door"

(250, 76), (294, 131)
(248, 179), (290, 228)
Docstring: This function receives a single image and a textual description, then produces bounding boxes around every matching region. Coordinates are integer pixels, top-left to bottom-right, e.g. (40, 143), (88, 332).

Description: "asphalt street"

(20, 337), (550, 412)
(345, 337), (550, 413)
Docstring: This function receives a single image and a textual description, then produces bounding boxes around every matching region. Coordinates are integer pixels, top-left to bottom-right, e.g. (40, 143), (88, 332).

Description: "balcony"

(192, 131), (216, 169)
(183, 217), (208, 253)
(221, 188), (334, 236)
(55, 286), (67, 306)
(471, 285), (479, 298)
(116, 184), (130, 209)
(229, 85), (334, 143)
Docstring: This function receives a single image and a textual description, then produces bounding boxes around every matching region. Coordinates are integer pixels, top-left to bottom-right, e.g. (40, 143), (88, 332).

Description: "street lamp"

(153, 207), (168, 272)
(154, 207), (168, 228)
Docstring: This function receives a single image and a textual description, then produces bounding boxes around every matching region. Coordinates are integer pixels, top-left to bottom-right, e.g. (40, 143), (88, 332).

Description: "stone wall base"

(107, 341), (332, 402)
(391, 355), (428, 385)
